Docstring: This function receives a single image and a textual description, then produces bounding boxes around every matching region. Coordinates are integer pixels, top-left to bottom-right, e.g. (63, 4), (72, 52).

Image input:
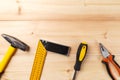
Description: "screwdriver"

(72, 42), (88, 80)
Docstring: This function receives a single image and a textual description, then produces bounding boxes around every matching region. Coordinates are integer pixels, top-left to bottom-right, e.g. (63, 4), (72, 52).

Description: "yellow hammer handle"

(0, 46), (16, 73)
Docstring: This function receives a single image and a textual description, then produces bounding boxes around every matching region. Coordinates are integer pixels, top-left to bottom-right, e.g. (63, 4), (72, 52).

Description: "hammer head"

(2, 34), (29, 51)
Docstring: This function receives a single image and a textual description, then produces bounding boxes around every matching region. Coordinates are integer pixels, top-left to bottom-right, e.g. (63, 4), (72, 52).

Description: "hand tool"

(0, 34), (29, 78)
(72, 42), (88, 80)
(30, 40), (47, 80)
(30, 40), (71, 80)
(40, 39), (71, 56)
(99, 43), (120, 80)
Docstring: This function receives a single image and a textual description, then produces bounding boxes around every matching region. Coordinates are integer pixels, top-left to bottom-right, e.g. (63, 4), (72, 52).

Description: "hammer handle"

(0, 46), (16, 73)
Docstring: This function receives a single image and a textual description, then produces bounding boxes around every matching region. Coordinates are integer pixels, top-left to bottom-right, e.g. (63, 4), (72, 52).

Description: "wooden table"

(0, 0), (120, 80)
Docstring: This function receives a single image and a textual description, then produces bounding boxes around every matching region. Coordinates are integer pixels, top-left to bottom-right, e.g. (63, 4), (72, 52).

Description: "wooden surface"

(0, 0), (120, 80)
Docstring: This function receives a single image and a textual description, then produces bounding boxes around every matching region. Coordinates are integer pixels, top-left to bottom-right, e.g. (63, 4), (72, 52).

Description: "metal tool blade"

(2, 34), (29, 51)
(99, 43), (110, 58)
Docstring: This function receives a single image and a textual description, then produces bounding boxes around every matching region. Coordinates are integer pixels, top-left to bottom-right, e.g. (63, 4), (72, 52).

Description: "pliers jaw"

(99, 43), (120, 80)
(99, 43), (110, 58)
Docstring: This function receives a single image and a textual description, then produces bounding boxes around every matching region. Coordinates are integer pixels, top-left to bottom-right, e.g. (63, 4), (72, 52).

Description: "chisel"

(72, 42), (88, 80)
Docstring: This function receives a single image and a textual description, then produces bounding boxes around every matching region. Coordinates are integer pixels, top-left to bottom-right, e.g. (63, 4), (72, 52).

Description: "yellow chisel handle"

(0, 45), (16, 73)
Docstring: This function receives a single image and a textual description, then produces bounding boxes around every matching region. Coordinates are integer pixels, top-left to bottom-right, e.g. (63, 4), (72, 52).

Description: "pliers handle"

(102, 55), (120, 80)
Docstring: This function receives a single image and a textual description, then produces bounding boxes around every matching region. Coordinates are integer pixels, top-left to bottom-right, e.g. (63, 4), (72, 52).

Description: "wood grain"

(0, 0), (120, 21)
(0, 0), (120, 80)
(86, 0), (120, 5)
(0, 21), (119, 80)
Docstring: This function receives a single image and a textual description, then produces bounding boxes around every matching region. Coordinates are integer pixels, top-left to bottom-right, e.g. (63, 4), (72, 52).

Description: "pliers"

(99, 43), (120, 80)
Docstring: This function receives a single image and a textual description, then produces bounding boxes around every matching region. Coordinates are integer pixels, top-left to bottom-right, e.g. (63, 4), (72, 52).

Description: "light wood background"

(0, 0), (120, 80)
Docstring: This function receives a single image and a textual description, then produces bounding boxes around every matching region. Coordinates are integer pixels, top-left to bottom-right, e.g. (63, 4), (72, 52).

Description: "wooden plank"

(0, 21), (120, 55)
(0, 21), (120, 80)
(0, 0), (120, 80)
(86, 0), (120, 5)
(1, 6), (120, 21)
(0, 0), (84, 5)
(2, 0), (120, 5)
(21, 0), (84, 5)
(2, 53), (120, 80)
(1, 0), (120, 20)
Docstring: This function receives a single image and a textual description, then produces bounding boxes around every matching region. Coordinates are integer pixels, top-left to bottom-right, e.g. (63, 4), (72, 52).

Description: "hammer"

(0, 34), (29, 77)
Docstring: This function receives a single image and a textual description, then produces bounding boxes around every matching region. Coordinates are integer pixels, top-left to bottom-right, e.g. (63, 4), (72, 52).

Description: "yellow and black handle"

(74, 42), (88, 71)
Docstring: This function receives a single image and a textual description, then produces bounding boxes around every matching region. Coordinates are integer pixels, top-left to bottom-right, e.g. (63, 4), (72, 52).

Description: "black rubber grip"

(102, 61), (115, 80)
(74, 43), (88, 71)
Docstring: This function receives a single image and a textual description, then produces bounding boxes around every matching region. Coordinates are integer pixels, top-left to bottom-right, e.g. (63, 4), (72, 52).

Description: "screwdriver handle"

(74, 42), (88, 71)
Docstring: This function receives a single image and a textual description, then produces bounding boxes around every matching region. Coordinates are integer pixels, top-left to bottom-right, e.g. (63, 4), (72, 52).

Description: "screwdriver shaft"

(72, 42), (88, 80)
(72, 71), (77, 80)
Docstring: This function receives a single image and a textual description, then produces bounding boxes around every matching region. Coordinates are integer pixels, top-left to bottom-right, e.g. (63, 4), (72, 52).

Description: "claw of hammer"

(0, 34), (29, 78)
